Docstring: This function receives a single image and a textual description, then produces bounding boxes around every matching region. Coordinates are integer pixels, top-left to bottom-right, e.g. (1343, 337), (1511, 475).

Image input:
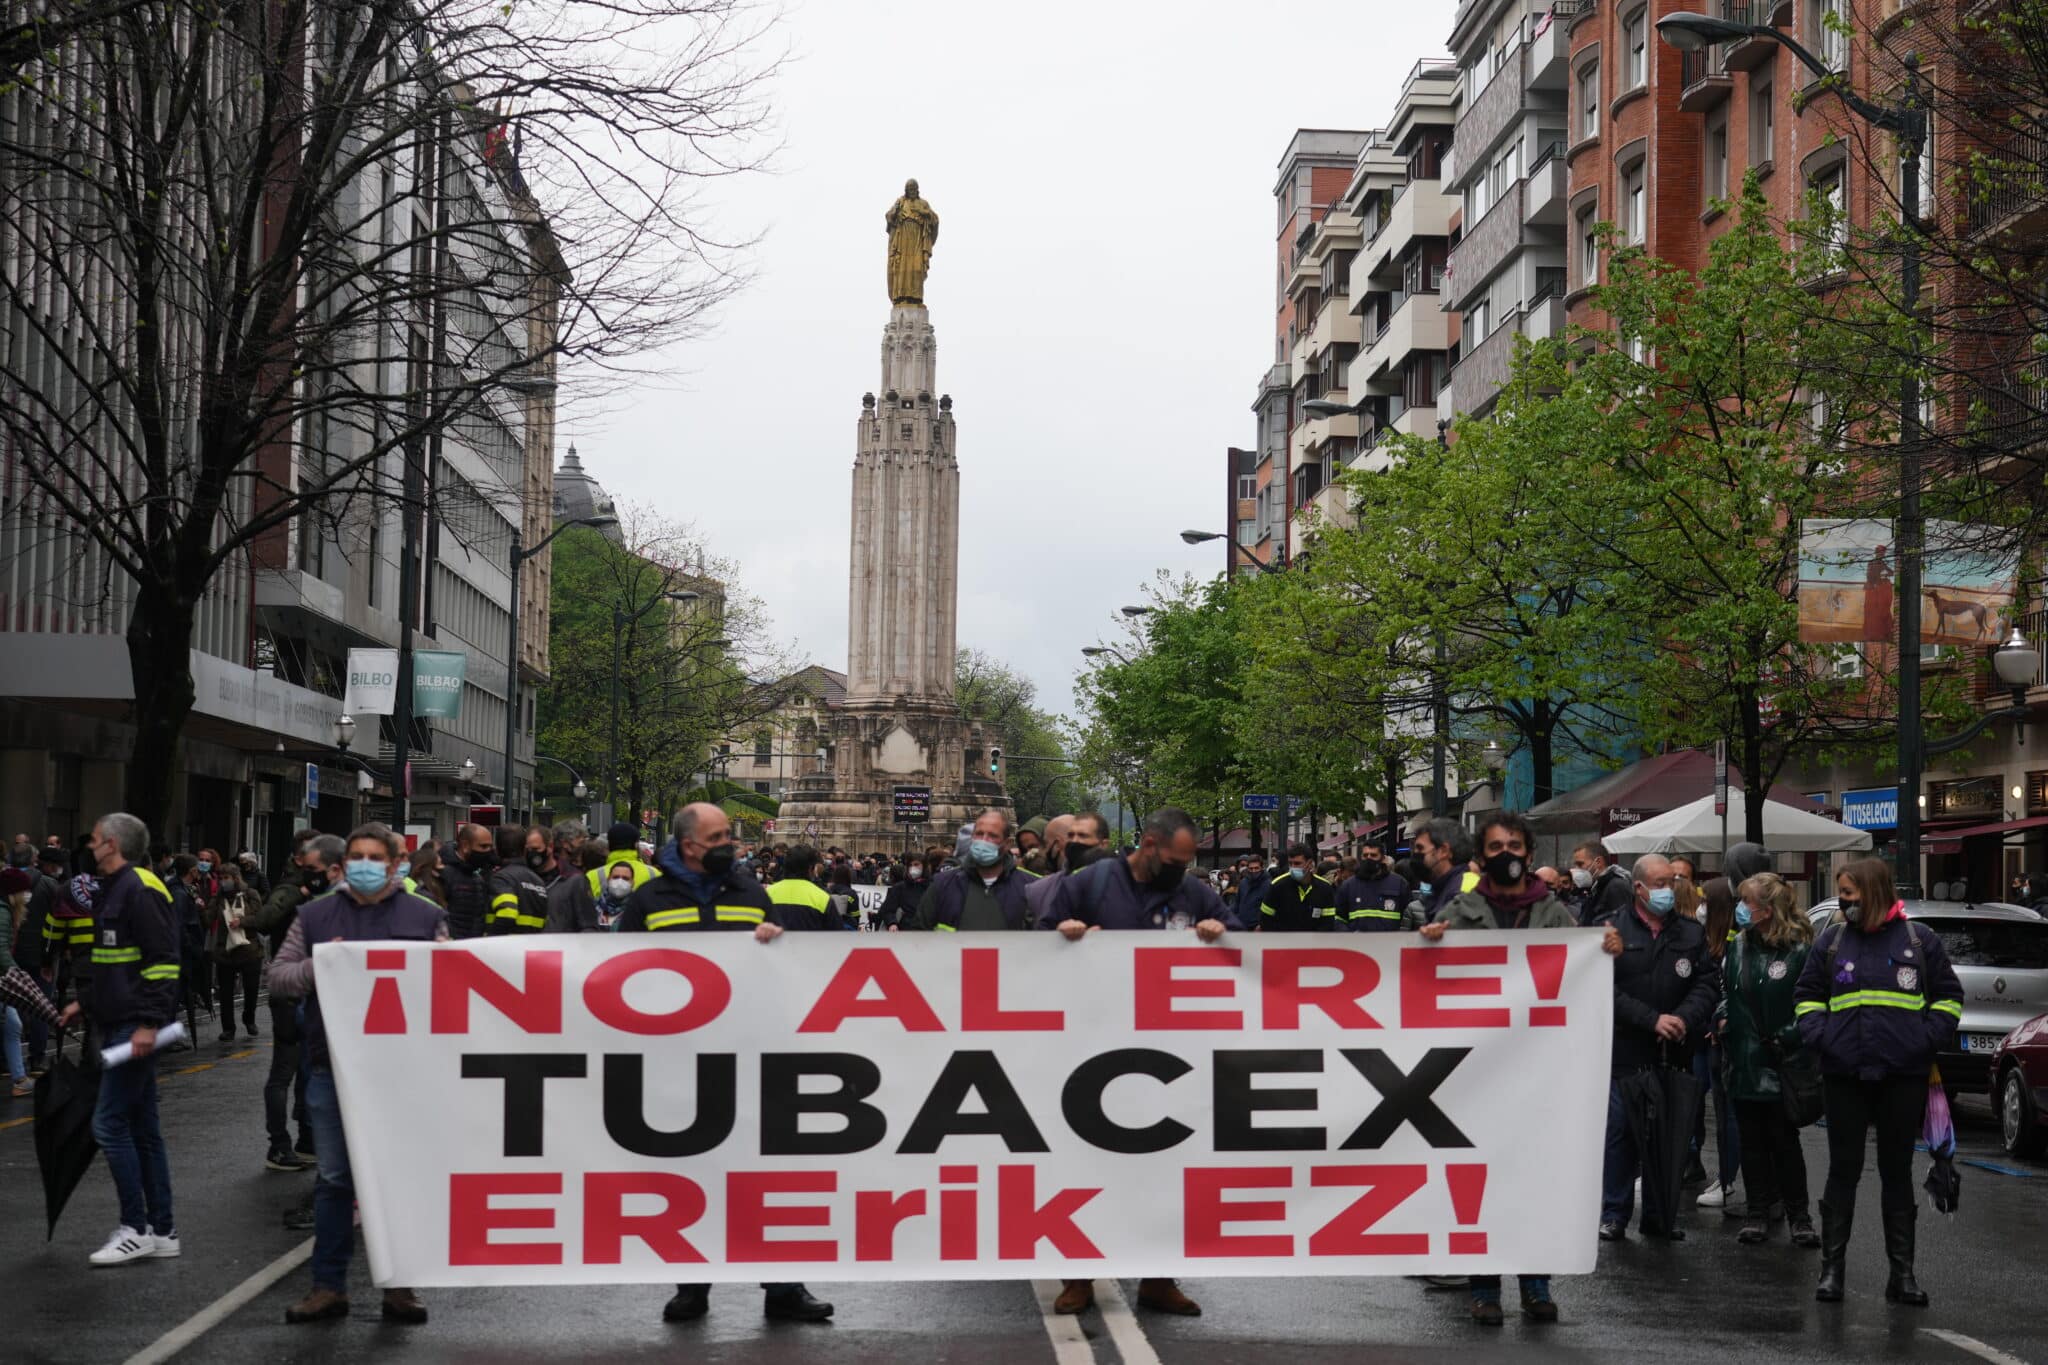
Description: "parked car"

(1991, 1010), (2048, 1159)
(1805, 899), (2048, 1091)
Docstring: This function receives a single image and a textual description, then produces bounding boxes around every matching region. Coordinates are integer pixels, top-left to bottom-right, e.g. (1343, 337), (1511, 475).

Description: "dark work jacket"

(1600, 903), (1720, 1072)
(1261, 872), (1338, 931)
(1043, 854), (1228, 931)
(282, 888), (446, 1066)
(12, 871), (58, 972)
(487, 863), (549, 934)
(1232, 870), (1271, 928)
(918, 863), (1034, 931)
(1719, 930), (1811, 1102)
(1425, 867), (1481, 922)
(1335, 871), (1411, 931)
(544, 872), (599, 932)
(879, 876), (930, 929)
(77, 866), (181, 1030)
(1579, 866), (1634, 928)
(768, 877), (848, 931)
(1794, 915), (1962, 1082)
(439, 846), (492, 940)
(618, 845), (775, 933)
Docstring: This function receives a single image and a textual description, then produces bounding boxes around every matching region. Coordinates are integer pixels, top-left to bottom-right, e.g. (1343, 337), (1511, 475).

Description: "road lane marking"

(170, 1063), (215, 1076)
(1097, 1280), (1165, 1365)
(1924, 1328), (2031, 1365)
(0, 1115), (32, 1132)
(1029, 1280), (1099, 1365)
(225, 1050), (256, 1061)
(120, 1236), (313, 1365)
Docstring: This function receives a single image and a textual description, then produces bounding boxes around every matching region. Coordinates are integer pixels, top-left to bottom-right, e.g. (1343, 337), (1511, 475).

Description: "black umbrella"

(34, 1045), (101, 1239)
(1923, 1153), (1961, 1214)
(1618, 1051), (1703, 1238)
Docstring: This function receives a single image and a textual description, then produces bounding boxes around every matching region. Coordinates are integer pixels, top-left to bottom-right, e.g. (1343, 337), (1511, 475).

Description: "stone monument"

(775, 182), (1010, 850)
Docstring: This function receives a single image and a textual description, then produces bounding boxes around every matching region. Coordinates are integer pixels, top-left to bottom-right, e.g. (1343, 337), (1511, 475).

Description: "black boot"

(1883, 1207), (1928, 1306)
(1815, 1199), (1850, 1302)
(763, 1286), (834, 1322)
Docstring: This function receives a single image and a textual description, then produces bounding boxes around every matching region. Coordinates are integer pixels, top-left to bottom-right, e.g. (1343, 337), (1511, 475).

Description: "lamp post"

(1180, 529), (1282, 576)
(1081, 645), (1132, 664)
(533, 753), (590, 804)
(1657, 10), (1931, 888)
(501, 513), (617, 823)
(607, 590), (703, 814)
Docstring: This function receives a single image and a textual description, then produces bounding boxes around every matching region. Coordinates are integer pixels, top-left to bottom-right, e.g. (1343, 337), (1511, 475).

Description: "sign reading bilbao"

(314, 933), (1611, 1286)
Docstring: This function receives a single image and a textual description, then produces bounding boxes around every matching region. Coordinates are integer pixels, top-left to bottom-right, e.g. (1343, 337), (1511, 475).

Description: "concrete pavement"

(3, 1028), (2044, 1365)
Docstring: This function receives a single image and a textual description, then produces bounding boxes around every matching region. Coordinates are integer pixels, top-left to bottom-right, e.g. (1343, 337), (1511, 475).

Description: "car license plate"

(1961, 1032), (2007, 1053)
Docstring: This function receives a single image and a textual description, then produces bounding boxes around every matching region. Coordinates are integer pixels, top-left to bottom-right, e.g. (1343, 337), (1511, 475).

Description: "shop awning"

(1933, 814), (2048, 841)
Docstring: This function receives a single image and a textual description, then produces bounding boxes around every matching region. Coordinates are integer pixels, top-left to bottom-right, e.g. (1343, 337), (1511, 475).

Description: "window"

(1750, 80), (1775, 164)
(1468, 298), (1489, 341)
(754, 731), (773, 763)
(1830, 646), (1865, 679)
(1705, 112), (1729, 202)
(1578, 205), (1600, 287)
(1404, 353), (1446, 409)
(1624, 9), (1648, 88)
(1236, 474), (1257, 500)
(1622, 162), (1646, 243)
(1236, 519), (1257, 547)
(1810, 0), (1846, 73)
(1903, 127), (1934, 224)
(1809, 164), (1847, 262)
(1577, 60), (1601, 140)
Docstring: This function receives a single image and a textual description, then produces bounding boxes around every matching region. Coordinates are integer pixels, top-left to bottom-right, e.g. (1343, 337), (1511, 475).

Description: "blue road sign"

(1243, 794), (1280, 813)
(306, 762), (320, 810)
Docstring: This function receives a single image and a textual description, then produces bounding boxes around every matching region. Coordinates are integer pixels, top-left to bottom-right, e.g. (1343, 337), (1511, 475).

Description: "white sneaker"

(89, 1226), (156, 1266)
(1697, 1181), (1739, 1208)
(150, 1229), (181, 1258)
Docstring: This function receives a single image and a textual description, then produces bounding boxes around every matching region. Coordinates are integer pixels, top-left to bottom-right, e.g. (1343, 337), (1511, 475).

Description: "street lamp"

(534, 753), (590, 803)
(1657, 11), (1933, 890)
(1120, 605), (1154, 618)
(502, 511), (619, 821)
(1300, 397), (1368, 420)
(608, 590), (704, 813)
(335, 715), (356, 751)
(1922, 629), (2039, 756)
(1181, 529), (1280, 575)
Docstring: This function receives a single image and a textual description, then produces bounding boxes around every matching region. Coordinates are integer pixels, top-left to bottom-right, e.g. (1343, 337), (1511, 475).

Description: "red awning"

(1935, 814), (2048, 841)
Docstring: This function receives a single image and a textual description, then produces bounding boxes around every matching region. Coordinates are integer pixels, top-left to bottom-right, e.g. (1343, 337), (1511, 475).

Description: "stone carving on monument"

(776, 181), (1011, 850)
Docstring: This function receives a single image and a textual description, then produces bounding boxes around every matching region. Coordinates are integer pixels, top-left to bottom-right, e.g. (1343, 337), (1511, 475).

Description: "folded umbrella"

(1619, 1049), (1704, 1237)
(1922, 1068), (1960, 1214)
(33, 1045), (102, 1239)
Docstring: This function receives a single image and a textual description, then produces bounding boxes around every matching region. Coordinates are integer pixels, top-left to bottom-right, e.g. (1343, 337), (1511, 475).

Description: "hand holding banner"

(314, 932), (1611, 1287)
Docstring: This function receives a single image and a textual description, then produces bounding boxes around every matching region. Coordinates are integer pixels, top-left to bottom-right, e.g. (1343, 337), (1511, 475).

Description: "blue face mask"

(1419, 882), (1433, 897)
(344, 859), (390, 895)
(1289, 866), (1307, 882)
(968, 839), (1001, 867)
(1646, 886), (1676, 916)
(1735, 902), (1753, 928)
(195, 860), (212, 874)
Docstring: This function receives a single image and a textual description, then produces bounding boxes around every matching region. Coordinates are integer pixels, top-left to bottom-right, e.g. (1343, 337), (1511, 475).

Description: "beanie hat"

(608, 821), (642, 851)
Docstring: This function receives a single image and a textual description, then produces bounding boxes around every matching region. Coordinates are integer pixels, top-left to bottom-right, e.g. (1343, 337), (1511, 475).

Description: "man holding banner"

(618, 802), (836, 1325)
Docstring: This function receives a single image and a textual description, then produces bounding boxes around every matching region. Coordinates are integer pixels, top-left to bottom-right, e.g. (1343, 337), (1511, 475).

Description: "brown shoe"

(1053, 1279), (1094, 1314)
(1136, 1278), (1201, 1316)
(284, 1288), (350, 1324)
(381, 1288), (428, 1324)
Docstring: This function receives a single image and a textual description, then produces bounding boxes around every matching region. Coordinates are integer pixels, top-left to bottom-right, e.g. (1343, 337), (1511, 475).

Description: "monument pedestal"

(776, 252), (1010, 850)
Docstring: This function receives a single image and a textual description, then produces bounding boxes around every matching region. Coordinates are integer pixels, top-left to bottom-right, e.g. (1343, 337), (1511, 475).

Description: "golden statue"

(886, 178), (939, 305)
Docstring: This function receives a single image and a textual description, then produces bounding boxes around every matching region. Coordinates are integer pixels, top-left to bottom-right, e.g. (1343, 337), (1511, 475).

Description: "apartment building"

(1440, 0), (1578, 420)
(1287, 157), (1372, 531)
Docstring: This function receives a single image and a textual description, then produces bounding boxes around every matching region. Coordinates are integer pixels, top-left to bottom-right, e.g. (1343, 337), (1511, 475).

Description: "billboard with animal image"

(1797, 519), (2019, 647)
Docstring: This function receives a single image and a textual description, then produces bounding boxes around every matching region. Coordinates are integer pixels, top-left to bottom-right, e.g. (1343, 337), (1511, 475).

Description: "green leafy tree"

(955, 649), (1086, 825)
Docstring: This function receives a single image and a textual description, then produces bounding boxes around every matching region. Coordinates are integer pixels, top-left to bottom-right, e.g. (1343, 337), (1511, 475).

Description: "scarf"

(1479, 877), (1549, 927)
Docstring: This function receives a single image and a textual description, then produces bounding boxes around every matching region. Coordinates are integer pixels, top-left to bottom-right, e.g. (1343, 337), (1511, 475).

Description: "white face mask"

(606, 876), (634, 900)
(1571, 866), (1593, 889)
(908, 865), (923, 879)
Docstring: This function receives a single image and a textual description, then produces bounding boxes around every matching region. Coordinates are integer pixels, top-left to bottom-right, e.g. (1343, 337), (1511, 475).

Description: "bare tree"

(0, 0), (777, 829)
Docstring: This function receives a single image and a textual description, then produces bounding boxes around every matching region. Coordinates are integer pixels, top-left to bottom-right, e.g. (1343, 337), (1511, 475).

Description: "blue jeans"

(92, 1026), (173, 1235)
(304, 1065), (355, 1292)
(1691, 1046), (1740, 1188)
(1600, 1076), (1637, 1226)
(3, 1005), (23, 1083)
(1470, 1274), (1550, 1303)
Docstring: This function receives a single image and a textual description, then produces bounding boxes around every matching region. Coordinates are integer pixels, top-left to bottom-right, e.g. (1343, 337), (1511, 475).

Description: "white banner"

(314, 932), (1611, 1287)
(344, 648), (400, 716)
(851, 884), (888, 927)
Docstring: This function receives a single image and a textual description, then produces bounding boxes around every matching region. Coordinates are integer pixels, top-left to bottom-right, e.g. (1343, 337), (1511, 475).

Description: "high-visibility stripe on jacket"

(586, 856), (655, 899)
(78, 864), (181, 1029)
(1793, 915), (1963, 1081)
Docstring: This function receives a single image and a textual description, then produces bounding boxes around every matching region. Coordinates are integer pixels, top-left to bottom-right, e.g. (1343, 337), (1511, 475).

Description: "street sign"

(471, 804), (504, 828)
(305, 763), (319, 810)
(1243, 794), (1280, 813)
(1713, 739), (1728, 817)
(892, 785), (933, 825)
(1286, 796), (1304, 814)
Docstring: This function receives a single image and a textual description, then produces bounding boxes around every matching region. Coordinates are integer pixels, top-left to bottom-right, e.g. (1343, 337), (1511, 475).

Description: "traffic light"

(988, 745), (1002, 776)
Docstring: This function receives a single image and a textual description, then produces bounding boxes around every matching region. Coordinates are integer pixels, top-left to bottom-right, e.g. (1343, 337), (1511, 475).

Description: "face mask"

(907, 864), (923, 879)
(1837, 895), (1861, 923)
(968, 839), (1001, 867)
(526, 851), (549, 872)
(606, 876), (634, 901)
(1645, 886), (1676, 916)
(1483, 850), (1526, 885)
(465, 849), (496, 871)
(300, 866), (326, 889)
(1735, 903), (1754, 928)
(344, 859), (389, 895)
(1289, 866), (1307, 883)
(1418, 882), (1433, 897)
(1359, 859), (1385, 879)
(195, 860), (212, 874)
(700, 844), (736, 878)
(1149, 857), (1186, 893)
(1570, 866), (1593, 889)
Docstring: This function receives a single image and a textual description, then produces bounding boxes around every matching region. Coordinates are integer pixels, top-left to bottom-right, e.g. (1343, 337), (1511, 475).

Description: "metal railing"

(1964, 128), (2048, 234)
(1532, 266), (1568, 304)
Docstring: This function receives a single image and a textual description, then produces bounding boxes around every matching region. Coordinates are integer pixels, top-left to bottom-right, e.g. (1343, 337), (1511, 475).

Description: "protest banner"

(314, 931), (1611, 1287)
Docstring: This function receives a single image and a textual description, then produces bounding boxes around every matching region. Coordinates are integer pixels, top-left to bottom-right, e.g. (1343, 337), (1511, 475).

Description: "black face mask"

(1358, 859), (1385, 880)
(1148, 857), (1186, 893)
(1064, 844), (1094, 872)
(525, 851), (549, 872)
(300, 866), (326, 889)
(1837, 895), (1862, 923)
(465, 849), (497, 871)
(700, 844), (736, 878)
(1483, 850), (1527, 885)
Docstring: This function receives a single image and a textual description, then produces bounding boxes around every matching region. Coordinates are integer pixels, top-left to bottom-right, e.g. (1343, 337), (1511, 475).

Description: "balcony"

(1449, 308), (1526, 417)
(1455, 44), (1528, 181)
(1360, 292), (1453, 392)
(1446, 178), (1526, 311)
(1525, 293), (1567, 343)
(1679, 46), (1732, 112)
(1309, 480), (1356, 531)
(1721, 2), (1781, 71)
(1524, 143), (1569, 227)
(1360, 180), (1457, 286)
(1528, 7), (1577, 90)
(1965, 127), (2048, 237)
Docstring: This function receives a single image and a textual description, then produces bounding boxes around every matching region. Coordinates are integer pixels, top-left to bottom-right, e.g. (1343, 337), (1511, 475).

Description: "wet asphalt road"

(4, 1023), (2046, 1365)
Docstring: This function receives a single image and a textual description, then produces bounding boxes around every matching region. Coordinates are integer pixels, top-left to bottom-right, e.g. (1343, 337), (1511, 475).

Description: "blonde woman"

(1721, 874), (1818, 1248)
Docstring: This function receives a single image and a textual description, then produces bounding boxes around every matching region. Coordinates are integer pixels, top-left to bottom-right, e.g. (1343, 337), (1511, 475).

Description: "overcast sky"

(566, 0), (1450, 720)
